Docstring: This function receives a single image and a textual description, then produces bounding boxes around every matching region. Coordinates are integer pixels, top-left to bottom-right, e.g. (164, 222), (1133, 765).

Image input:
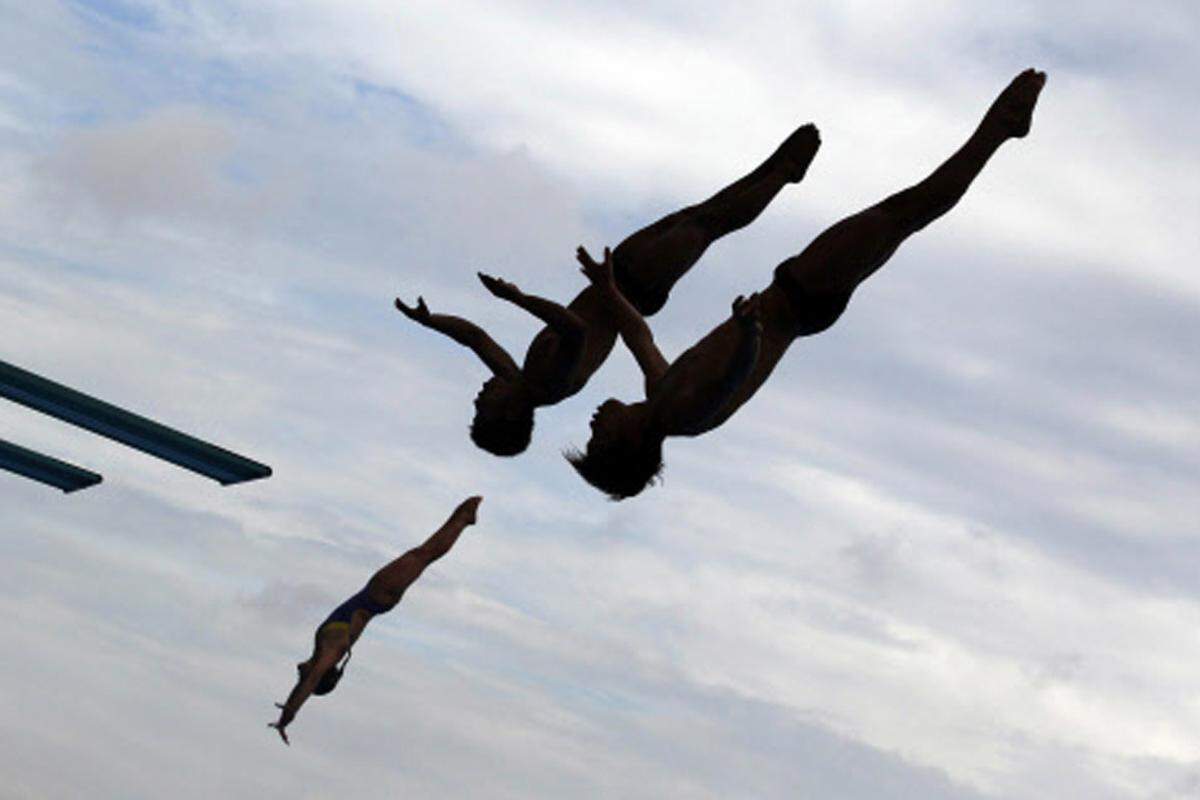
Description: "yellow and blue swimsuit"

(317, 587), (391, 637)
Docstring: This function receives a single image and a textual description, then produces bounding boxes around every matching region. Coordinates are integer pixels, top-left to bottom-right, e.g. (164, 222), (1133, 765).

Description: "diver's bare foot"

(982, 68), (1046, 139)
(775, 123), (821, 182)
(455, 495), (483, 525)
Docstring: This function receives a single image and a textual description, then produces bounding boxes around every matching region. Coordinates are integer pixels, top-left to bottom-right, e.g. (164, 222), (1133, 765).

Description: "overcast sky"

(1, 1), (1198, 797)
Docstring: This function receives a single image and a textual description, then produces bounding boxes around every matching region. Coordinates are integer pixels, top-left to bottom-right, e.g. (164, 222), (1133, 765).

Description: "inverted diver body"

(268, 496), (482, 744)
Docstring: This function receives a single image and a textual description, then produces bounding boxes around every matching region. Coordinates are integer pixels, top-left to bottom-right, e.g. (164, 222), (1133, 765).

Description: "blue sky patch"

(68, 0), (159, 31)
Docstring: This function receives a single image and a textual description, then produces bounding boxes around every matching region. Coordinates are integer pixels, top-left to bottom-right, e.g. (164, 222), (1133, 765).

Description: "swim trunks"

(771, 264), (853, 336)
(611, 248), (672, 316)
(316, 587), (392, 637)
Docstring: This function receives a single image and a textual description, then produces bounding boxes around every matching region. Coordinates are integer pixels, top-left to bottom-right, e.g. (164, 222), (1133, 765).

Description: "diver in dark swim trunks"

(569, 69), (1047, 499)
(394, 123), (821, 457)
(268, 496), (482, 744)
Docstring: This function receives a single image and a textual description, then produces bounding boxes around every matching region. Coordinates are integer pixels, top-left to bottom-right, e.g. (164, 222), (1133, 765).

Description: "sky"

(0, 1), (1197, 797)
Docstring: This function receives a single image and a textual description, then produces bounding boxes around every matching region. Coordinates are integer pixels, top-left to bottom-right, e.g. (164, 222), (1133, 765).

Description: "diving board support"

(0, 438), (102, 493)
(0, 359), (272, 485)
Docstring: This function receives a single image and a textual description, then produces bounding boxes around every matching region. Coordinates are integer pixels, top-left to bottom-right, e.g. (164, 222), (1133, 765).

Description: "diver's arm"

(477, 273), (586, 343)
(394, 296), (520, 379)
(577, 246), (668, 394)
(268, 645), (344, 745)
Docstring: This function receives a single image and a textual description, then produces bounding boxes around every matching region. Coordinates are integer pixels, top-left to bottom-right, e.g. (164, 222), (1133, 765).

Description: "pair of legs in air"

(394, 124), (821, 455)
(571, 69), (1048, 499)
(608, 123), (820, 315)
(269, 496), (481, 744)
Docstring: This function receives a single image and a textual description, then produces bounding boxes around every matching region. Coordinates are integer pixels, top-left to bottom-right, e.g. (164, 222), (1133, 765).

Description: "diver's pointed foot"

(776, 122), (821, 182)
(983, 68), (1046, 139)
(456, 495), (483, 524)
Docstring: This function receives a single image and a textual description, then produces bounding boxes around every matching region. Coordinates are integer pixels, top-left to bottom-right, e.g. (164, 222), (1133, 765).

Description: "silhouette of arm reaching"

(577, 246), (668, 393)
(269, 641), (345, 745)
(477, 273), (586, 343)
(677, 294), (763, 434)
(395, 296), (520, 380)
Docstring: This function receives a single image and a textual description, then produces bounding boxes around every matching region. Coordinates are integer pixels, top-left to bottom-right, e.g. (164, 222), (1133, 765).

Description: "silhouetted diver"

(268, 496), (481, 744)
(394, 123), (821, 456)
(569, 69), (1047, 499)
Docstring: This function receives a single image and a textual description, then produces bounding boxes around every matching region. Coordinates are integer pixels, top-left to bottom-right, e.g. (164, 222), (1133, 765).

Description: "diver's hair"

(565, 435), (664, 500)
(312, 664), (344, 696)
(300, 653), (348, 697)
(470, 403), (534, 456)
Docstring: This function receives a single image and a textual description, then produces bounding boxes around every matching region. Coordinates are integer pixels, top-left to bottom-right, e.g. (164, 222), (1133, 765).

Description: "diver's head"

(297, 659), (345, 697)
(566, 399), (663, 499)
(470, 377), (534, 456)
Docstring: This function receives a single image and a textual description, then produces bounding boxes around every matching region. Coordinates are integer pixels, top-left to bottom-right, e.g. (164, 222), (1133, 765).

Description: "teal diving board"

(0, 438), (102, 493)
(0, 359), (271, 486)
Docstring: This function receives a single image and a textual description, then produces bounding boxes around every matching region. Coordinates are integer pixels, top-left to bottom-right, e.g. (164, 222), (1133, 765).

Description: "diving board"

(0, 438), (102, 493)
(0, 359), (271, 486)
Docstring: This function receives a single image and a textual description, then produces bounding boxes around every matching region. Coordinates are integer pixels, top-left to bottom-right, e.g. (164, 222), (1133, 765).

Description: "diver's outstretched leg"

(612, 124), (821, 315)
(366, 496), (481, 602)
(782, 69), (1046, 298)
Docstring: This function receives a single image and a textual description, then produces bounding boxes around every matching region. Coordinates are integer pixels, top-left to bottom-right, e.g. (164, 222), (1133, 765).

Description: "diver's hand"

(478, 273), (522, 302)
(577, 246), (615, 289)
(394, 296), (432, 325)
(455, 495), (483, 525)
(731, 293), (762, 332)
(269, 703), (292, 745)
(268, 721), (290, 745)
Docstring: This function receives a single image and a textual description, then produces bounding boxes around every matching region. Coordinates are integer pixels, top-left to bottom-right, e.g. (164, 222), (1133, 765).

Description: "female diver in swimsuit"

(268, 495), (482, 744)
(566, 69), (1047, 499)
(394, 123), (821, 456)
